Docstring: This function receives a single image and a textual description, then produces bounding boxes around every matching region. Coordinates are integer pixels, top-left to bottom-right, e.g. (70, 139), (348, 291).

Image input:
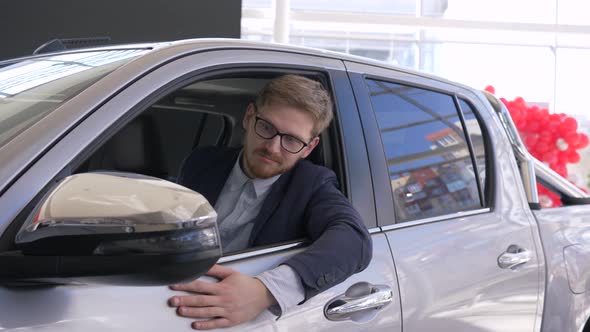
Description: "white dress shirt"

(213, 153), (305, 317)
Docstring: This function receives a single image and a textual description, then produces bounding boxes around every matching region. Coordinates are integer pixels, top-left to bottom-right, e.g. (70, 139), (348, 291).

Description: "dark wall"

(0, 0), (241, 60)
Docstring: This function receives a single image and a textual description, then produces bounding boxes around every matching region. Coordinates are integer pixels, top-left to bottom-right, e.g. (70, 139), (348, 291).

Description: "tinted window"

(367, 79), (482, 222)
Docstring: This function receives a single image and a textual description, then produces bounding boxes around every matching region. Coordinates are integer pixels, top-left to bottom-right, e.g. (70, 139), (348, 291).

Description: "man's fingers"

(168, 294), (221, 308)
(205, 264), (235, 279)
(192, 318), (232, 330)
(176, 306), (226, 319)
(170, 280), (219, 294)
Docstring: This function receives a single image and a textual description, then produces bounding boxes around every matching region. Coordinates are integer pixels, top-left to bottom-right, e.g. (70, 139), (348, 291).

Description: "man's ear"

(243, 103), (256, 129)
(301, 136), (320, 159)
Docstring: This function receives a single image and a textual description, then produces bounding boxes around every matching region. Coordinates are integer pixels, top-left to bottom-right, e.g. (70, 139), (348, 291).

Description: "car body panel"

(533, 205), (590, 332)
(346, 60), (544, 331)
(0, 234), (401, 331)
(385, 211), (541, 332)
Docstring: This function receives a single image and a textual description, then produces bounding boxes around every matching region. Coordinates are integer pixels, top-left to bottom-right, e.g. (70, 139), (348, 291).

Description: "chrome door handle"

(498, 245), (532, 269)
(324, 282), (393, 322)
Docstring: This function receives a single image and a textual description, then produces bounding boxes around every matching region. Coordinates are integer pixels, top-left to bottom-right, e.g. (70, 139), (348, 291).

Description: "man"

(169, 74), (372, 330)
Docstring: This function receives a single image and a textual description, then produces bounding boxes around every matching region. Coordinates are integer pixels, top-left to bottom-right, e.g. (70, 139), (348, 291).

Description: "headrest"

(101, 117), (161, 175)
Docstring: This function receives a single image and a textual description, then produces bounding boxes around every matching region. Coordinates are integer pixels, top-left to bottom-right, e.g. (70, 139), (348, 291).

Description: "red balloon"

(559, 117), (578, 136)
(522, 107), (532, 122)
(548, 191), (563, 207)
(485, 85), (495, 94)
(537, 184), (563, 207)
(537, 184), (549, 195)
(541, 151), (558, 165)
(564, 117), (578, 130)
(538, 130), (556, 145)
(526, 121), (540, 133)
(549, 162), (560, 170)
(495, 92), (588, 172)
(524, 134), (538, 149)
(536, 141), (549, 154)
(514, 97), (526, 109)
(564, 132), (580, 147)
(553, 164), (568, 177)
(511, 108), (523, 125)
(538, 108), (549, 117)
(558, 151), (570, 164)
(568, 150), (581, 163)
(516, 118), (528, 131)
(537, 109), (550, 129)
(547, 117), (561, 132)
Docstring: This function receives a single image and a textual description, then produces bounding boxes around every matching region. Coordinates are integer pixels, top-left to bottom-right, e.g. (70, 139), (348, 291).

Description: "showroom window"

(241, 0), (590, 118)
(242, 0), (590, 192)
(366, 78), (483, 222)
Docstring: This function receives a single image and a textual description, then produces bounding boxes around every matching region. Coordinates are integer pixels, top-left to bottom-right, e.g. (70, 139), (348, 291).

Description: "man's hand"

(168, 264), (277, 330)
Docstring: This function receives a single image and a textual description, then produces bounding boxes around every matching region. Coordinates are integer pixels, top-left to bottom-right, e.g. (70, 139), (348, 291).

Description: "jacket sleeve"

(283, 168), (373, 300)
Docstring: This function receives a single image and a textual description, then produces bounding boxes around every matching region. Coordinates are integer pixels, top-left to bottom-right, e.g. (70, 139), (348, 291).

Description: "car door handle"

(324, 282), (393, 322)
(497, 245), (532, 270)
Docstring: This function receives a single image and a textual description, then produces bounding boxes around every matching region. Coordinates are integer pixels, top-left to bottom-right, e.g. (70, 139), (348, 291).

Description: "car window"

(0, 49), (148, 149)
(74, 71), (343, 254)
(366, 78), (485, 222)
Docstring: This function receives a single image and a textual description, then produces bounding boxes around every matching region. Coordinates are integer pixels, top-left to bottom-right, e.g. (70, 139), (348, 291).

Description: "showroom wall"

(0, 0), (241, 60)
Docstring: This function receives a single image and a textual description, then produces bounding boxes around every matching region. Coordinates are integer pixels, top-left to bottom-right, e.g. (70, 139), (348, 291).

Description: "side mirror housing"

(0, 172), (221, 285)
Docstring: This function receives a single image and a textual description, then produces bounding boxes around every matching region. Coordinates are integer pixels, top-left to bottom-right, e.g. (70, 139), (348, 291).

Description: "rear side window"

(366, 79), (485, 222)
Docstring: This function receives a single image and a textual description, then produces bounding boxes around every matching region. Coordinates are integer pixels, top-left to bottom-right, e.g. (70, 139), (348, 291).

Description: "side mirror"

(0, 172), (220, 285)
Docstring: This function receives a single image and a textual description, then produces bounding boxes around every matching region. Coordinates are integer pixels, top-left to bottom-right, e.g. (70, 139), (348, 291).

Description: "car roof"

(151, 38), (465, 86)
(1, 38), (463, 88)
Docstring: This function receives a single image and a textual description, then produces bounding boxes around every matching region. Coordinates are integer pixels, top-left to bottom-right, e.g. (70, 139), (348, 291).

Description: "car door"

(0, 48), (402, 331)
(346, 62), (543, 332)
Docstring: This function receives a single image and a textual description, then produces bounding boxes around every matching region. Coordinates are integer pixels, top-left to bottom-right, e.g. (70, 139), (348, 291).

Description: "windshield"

(0, 49), (149, 149)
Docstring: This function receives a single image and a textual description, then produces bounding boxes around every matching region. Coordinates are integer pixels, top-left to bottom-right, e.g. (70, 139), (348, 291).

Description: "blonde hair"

(255, 75), (333, 136)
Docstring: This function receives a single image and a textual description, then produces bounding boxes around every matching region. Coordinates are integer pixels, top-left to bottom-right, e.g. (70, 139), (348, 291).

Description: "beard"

(243, 147), (296, 179)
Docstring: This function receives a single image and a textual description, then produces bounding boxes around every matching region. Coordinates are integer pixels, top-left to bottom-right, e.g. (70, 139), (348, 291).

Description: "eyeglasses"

(254, 116), (309, 154)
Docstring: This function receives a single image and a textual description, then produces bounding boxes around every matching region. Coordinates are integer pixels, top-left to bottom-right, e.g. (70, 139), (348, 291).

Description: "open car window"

(73, 71), (342, 254)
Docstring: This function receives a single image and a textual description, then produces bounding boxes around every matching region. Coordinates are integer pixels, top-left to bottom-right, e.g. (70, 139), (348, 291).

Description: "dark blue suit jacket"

(178, 146), (372, 299)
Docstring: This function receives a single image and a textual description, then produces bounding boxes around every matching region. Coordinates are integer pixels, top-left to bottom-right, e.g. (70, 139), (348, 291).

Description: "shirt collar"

(226, 151), (281, 198)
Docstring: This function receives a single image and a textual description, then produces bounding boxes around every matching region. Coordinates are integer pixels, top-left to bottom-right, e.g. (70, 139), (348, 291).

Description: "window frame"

(347, 65), (492, 227)
(0, 55), (377, 260)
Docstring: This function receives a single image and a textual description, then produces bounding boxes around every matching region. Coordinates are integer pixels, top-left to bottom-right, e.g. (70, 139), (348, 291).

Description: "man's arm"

(169, 165), (372, 328)
(256, 264), (305, 317)
(283, 167), (373, 300)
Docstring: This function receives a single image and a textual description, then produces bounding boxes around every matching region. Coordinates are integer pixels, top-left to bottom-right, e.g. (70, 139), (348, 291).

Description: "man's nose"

(265, 135), (282, 153)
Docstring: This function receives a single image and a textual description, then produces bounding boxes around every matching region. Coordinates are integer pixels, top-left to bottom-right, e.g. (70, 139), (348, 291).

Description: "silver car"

(1, 39), (589, 332)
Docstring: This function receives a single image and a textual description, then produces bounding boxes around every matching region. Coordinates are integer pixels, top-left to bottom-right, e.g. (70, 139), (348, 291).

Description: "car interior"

(75, 72), (343, 185)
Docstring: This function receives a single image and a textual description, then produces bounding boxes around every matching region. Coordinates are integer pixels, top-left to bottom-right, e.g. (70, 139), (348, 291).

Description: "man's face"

(241, 102), (319, 179)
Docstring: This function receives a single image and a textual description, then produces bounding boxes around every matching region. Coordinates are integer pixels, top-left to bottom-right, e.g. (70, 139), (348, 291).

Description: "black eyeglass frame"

(253, 115), (311, 154)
